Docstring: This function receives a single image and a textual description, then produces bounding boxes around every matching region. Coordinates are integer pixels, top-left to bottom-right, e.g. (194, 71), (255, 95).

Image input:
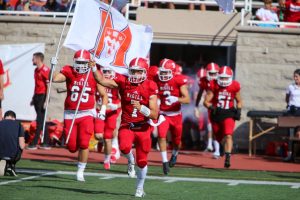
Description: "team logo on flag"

(90, 9), (132, 67)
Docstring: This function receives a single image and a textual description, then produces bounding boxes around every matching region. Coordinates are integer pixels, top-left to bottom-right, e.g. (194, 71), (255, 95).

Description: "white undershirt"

(286, 83), (300, 107)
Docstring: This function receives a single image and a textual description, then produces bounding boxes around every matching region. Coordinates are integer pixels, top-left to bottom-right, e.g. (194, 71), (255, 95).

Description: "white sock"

(214, 140), (220, 154)
(104, 154), (111, 162)
(112, 137), (118, 148)
(124, 150), (135, 164)
(136, 166), (147, 190)
(77, 162), (87, 173)
(161, 151), (168, 162)
(208, 138), (213, 147)
(172, 149), (179, 156)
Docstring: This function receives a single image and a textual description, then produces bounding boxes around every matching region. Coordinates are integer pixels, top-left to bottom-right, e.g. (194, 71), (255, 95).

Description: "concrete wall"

(0, 16), (74, 121)
(235, 26), (300, 150)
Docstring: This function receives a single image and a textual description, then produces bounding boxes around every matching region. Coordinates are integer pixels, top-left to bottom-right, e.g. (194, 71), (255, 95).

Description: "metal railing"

(0, 10), (73, 18)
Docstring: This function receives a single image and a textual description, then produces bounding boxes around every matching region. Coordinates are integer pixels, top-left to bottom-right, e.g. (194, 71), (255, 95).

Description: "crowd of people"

(255, 0), (300, 26)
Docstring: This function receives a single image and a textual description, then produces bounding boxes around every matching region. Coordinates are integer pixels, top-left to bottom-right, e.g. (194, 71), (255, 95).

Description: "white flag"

(64, 0), (153, 75)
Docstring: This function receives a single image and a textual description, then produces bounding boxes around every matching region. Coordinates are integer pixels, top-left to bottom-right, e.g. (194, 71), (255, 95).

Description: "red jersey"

(198, 77), (212, 91)
(61, 65), (97, 110)
(0, 60), (4, 75)
(114, 74), (158, 123)
(34, 64), (50, 94)
(210, 80), (240, 109)
(285, 1), (300, 22)
(156, 75), (188, 112)
(96, 84), (120, 114)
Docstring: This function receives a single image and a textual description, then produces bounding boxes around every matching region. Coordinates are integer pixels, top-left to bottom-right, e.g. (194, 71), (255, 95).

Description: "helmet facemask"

(158, 68), (173, 81)
(73, 60), (89, 74)
(128, 67), (147, 83)
(206, 71), (218, 81)
(101, 67), (115, 79)
(217, 75), (232, 87)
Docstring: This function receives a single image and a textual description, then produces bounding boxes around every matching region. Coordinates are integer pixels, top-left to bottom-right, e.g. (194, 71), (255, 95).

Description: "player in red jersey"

(94, 66), (121, 170)
(154, 58), (190, 175)
(90, 57), (158, 198)
(204, 66), (242, 168)
(195, 63), (221, 158)
(52, 49), (106, 181)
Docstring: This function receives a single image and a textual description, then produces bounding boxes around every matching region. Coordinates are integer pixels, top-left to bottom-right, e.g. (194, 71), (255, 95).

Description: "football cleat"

(206, 145), (214, 152)
(103, 161), (110, 170)
(127, 163), (136, 178)
(135, 188), (146, 198)
(76, 171), (85, 182)
(212, 151), (221, 159)
(110, 155), (117, 164)
(169, 155), (177, 168)
(224, 153), (231, 168)
(163, 162), (169, 175)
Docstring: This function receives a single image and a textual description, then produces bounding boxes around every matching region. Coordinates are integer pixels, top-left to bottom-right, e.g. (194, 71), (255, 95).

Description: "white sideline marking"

(1, 169), (299, 189)
(164, 180), (177, 183)
(100, 176), (114, 180)
(0, 171), (56, 186)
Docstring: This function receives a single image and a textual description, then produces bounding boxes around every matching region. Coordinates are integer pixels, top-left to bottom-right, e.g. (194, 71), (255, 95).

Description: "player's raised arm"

(89, 61), (118, 88)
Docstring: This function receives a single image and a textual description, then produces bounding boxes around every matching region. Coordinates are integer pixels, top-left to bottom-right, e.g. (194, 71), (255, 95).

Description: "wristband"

(92, 66), (97, 72)
(140, 105), (151, 117)
(100, 105), (106, 115)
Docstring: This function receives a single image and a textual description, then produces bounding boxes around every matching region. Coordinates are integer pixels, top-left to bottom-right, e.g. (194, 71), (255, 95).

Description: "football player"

(94, 66), (121, 170)
(195, 63), (221, 158)
(90, 57), (158, 198)
(52, 49), (106, 181)
(155, 58), (190, 175)
(204, 66), (242, 168)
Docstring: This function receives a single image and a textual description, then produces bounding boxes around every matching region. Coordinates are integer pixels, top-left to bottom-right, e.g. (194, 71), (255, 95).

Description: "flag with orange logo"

(64, 0), (153, 75)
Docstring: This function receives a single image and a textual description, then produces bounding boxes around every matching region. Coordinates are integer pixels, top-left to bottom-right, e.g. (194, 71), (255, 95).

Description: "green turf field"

(1, 159), (300, 200)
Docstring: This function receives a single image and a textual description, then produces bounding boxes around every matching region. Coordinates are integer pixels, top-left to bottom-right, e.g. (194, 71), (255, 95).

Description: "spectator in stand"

(280, 0), (300, 23)
(256, 0), (279, 27)
(0, 110), (25, 177)
(0, 59), (4, 120)
(0, 0), (7, 10)
(56, 0), (69, 12)
(15, 0), (30, 11)
(189, 1), (206, 11)
(30, 0), (47, 11)
(42, 0), (58, 11)
(27, 52), (51, 150)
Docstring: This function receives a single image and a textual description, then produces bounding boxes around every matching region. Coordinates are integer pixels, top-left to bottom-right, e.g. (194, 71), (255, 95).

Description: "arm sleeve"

(149, 81), (159, 96)
(176, 75), (188, 87)
(60, 66), (70, 78)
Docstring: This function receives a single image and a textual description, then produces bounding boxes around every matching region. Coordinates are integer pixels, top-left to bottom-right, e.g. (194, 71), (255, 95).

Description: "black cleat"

(163, 162), (169, 175)
(169, 155), (177, 168)
(224, 153), (231, 168)
(220, 144), (225, 157)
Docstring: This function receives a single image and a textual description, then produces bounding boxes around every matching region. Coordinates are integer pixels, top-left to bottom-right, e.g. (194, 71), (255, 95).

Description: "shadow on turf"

(33, 185), (132, 196)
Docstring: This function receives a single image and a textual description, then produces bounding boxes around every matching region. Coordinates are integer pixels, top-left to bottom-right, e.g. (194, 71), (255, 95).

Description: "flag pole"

(41, 0), (76, 144)
(65, 0), (115, 145)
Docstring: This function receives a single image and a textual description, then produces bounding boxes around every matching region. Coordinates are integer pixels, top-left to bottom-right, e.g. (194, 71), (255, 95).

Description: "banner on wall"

(0, 43), (45, 120)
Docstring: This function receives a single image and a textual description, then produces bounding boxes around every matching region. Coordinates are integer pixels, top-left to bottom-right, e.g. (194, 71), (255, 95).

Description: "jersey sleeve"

(60, 65), (71, 78)
(286, 85), (292, 94)
(42, 66), (50, 82)
(149, 80), (158, 96)
(113, 73), (126, 86)
(234, 81), (241, 92)
(175, 75), (188, 87)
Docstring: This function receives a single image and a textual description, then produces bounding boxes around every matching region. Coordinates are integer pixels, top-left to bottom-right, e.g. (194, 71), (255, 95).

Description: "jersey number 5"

(70, 86), (91, 103)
